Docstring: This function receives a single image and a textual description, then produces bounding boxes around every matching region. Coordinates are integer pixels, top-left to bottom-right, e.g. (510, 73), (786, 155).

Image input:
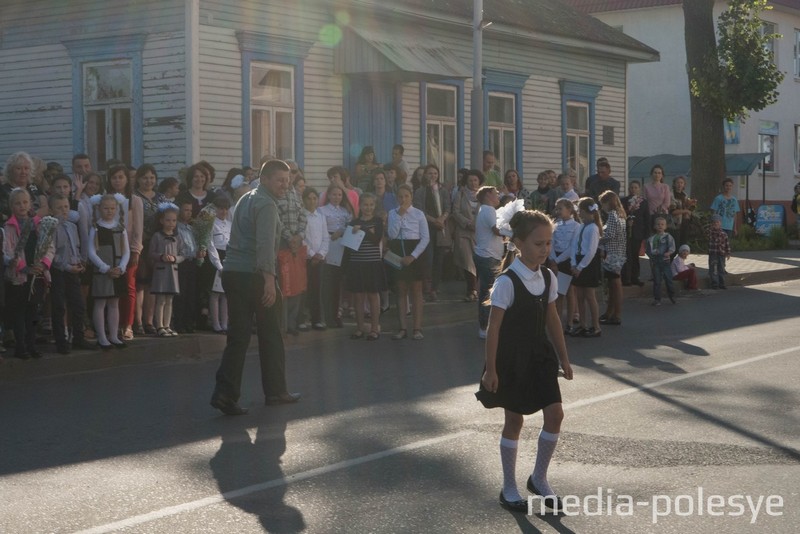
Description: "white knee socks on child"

(532, 430), (559, 497)
(500, 437), (523, 502)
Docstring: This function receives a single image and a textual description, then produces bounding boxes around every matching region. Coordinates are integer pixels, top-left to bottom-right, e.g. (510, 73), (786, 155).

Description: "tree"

(683, 0), (784, 209)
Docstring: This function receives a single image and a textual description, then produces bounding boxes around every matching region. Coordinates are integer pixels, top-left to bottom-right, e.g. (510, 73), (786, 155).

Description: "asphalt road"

(1, 280), (799, 533)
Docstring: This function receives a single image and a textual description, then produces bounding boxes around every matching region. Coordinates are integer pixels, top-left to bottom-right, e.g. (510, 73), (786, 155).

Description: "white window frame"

(794, 29), (800, 78)
(83, 61), (133, 169)
(488, 92), (516, 177)
(794, 124), (800, 175)
(759, 120), (778, 173)
(762, 22), (777, 63)
(566, 101), (591, 186)
(250, 62), (295, 165)
(425, 83), (458, 188)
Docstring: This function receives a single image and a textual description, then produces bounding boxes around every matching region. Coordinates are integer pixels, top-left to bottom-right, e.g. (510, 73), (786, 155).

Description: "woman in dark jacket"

(621, 180), (650, 286)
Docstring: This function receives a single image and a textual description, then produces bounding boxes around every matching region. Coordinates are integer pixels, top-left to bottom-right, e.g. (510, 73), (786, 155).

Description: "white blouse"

(387, 206), (430, 259)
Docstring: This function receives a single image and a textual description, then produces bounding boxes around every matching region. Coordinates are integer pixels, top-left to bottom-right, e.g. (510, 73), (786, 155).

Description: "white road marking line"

(72, 431), (475, 534)
(565, 345), (800, 409)
(75, 344), (800, 533)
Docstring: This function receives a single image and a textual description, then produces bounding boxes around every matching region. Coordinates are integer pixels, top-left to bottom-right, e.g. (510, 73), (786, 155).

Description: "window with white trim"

(794, 29), (800, 77)
(83, 62), (132, 168)
(488, 92), (516, 177)
(759, 120), (778, 173)
(762, 22), (777, 63)
(794, 124), (800, 174)
(425, 84), (458, 188)
(250, 62), (294, 164)
(566, 102), (590, 184)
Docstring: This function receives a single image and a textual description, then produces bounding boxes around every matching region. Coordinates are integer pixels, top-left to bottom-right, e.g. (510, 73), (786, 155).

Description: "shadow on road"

(209, 414), (305, 533)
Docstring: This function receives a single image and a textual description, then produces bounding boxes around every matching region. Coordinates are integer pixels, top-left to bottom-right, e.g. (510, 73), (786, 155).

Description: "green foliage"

(689, 0), (784, 121)
(730, 223), (789, 250)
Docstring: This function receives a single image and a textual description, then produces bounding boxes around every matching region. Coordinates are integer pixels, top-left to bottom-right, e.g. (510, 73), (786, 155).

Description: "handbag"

(277, 246), (307, 297)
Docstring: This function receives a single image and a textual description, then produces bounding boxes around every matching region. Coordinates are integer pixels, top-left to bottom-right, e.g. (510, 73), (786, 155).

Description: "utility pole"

(470, 0), (485, 170)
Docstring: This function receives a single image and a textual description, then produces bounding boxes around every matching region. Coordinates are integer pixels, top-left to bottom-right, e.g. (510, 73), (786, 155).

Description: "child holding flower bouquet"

(3, 188), (55, 359)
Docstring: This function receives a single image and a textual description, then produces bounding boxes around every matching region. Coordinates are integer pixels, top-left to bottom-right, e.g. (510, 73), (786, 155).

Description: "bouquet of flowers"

(192, 204), (216, 265)
(496, 198), (526, 238)
(30, 215), (59, 299)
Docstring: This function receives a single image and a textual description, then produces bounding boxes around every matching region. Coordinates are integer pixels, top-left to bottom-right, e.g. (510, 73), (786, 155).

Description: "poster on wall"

(754, 205), (785, 236)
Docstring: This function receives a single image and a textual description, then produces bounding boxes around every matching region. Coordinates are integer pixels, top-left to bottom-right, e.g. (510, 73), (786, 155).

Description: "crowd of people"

(0, 148), (748, 365)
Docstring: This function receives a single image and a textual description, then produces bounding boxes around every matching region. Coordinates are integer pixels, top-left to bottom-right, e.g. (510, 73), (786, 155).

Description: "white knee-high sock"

(163, 296), (174, 329)
(154, 296), (165, 329)
(209, 293), (221, 331)
(218, 294), (228, 330)
(532, 430), (559, 496)
(93, 299), (109, 345)
(107, 298), (121, 343)
(500, 437), (523, 501)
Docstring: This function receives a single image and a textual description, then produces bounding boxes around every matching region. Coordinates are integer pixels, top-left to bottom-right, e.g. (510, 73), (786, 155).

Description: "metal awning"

(334, 26), (472, 81)
(627, 153), (768, 179)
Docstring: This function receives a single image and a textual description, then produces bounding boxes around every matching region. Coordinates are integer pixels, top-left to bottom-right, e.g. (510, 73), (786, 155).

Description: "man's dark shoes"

(265, 392), (301, 406)
(527, 476), (563, 512)
(56, 344), (71, 355)
(499, 491), (528, 513)
(210, 393), (249, 415)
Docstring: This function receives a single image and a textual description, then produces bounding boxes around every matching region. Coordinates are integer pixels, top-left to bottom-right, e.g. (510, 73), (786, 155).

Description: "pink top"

(644, 182), (672, 215)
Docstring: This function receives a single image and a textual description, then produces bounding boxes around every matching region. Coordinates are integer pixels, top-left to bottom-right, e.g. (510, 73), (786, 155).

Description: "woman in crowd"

(621, 180), (650, 287)
(643, 164), (672, 217)
(354, 146), (380, 191)
(413, 164), (451, 302)
(503, 169), (530, 208)
(133, 164), (166, 335)
(451, 169), (482, 302)
(177, 162), (216, 218)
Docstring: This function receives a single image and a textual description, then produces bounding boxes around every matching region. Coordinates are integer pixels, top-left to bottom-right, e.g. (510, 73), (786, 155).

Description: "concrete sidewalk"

(2, 248), (797, 380)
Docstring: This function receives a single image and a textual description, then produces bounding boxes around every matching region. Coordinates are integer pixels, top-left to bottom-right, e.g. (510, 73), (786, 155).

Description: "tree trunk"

(683, 0), (726, 210)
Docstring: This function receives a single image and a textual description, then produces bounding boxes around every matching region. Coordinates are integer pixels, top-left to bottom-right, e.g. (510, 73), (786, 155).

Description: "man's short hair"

(392, 144), (404, 154)
(597, 160), (611, 170)
(259, 159), (291, 179)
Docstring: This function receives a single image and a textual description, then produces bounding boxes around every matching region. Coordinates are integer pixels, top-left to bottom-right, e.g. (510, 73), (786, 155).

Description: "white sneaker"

(478, 328), (487, 340)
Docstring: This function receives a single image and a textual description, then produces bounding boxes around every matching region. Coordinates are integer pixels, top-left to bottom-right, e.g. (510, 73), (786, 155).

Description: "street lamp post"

(471, 0), (484, 170)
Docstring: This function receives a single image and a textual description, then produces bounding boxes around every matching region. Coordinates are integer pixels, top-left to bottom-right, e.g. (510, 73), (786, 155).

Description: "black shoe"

(527, 476), (563, 512)
(111, 341), (128, 349)
(669, 295), (677, 304)
(499, 491), (528, 513)
(56, 345), (71, 355)
(599, 314), (608, 322)
(97, 342), (114, 351)
(29, 349), (43, 359)
(210, 393), (249, 416)
(719, 285), (727, 290)
(265, 392), (301, 405)
(14, 351), (30, 360)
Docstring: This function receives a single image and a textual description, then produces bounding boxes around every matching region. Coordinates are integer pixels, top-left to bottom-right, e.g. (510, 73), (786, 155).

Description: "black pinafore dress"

(475, 268), (561, 415)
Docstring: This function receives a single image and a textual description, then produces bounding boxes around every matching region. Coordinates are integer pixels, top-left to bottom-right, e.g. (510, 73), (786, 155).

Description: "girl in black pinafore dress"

(475, 210), (573, 514)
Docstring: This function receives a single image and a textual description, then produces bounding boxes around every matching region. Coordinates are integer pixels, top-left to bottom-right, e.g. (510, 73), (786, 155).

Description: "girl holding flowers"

(2, 188), (56, 358)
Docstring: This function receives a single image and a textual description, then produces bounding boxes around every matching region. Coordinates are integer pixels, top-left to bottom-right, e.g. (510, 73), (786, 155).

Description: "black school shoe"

(527, 476), (563, 513)
(499, 491), (528, 513)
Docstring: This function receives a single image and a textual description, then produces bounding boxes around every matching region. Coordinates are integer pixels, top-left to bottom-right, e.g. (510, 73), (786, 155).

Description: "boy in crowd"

(645, 215), (676, 306)
(708, 215), (731, 290)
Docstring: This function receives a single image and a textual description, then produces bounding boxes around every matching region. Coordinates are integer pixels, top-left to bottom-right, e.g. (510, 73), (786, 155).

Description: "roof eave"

(490, 24), (660, 63)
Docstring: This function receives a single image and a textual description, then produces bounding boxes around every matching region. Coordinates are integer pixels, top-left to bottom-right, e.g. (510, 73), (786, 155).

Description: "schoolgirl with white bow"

(569, 197), (603, 337)
(148, 202), (185, 337)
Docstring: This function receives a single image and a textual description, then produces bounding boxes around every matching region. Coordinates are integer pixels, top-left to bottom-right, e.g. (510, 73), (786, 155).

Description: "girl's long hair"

(599, 190), (626, 219)
(578, 196), (603, 237)
(323, 183), (354, 216)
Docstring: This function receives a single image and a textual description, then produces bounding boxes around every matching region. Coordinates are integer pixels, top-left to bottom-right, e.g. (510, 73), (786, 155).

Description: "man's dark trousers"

(214, 270), (287, 402)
